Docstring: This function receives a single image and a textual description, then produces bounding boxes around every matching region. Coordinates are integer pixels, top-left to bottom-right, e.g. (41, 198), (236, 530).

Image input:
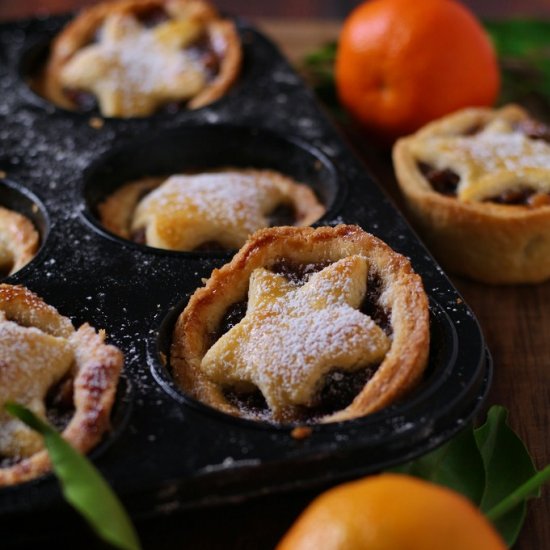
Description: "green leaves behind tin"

(393, 406), (550, 547)
(5, 403), (141, 550)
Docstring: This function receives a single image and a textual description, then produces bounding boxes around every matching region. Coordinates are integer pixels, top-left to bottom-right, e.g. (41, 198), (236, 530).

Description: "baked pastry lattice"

(0, 284), (123, 486)
(171, 225), (429, 423)
(99, 169), (325, 251)
(393, 105), (550, 284)
(38, 0), (241, 117)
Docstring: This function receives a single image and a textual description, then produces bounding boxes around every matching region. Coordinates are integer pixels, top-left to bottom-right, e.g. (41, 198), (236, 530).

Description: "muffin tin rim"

(79, 122), (346, 257)
(0, 177), (51, 281)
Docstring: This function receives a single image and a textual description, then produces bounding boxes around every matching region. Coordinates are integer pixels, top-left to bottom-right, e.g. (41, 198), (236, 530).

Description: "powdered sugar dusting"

(202, 256), (391, 416)
(133, 171), (287, 249)
(61, 15), (208, 115)
(0, 316), (74, 458)
(418, 119), (550, 200)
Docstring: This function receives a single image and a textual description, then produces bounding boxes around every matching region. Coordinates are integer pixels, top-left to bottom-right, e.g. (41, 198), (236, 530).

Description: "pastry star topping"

(201, 255), (391, 418)
(60, 13), (208, 117)
(410, 114), (550, 203)
(0, 312), (74, 457)
(132, 171), (297, 250)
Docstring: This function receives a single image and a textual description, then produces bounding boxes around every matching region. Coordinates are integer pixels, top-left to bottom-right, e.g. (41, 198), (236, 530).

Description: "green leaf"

(391, 406), (550, 547)
(485, 20), (550, 58)
(484, 20), (550, 115)
(5, 403), (141, 550)
(392, 426), (485, 505)
(474, 406), (539, 546)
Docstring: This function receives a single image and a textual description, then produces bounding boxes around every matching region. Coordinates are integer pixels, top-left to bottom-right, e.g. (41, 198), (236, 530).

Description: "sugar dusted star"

(201, 255), (391, 418)
(61, 13), (208, 116)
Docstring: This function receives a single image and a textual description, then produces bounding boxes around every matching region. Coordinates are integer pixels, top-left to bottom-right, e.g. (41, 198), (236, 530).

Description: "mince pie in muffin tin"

(98, 169), (325, 251)
(37, 0), (241, 117)
(393, 105), (550, 284)
(0, 284), (123, 486)
(171, 225), (430, 424)
(0, 205), (39, 278)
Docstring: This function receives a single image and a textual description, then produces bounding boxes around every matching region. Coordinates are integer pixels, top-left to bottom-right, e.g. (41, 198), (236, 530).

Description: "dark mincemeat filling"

(136, 6), (170, 27)
(267, 204), (297, 228)
(515, 119), (550, 143)
(418, 162), (460, 196)
(0, 259), (14, 279)
(484, 188), (550, 207)
(212, 260), (392, 422)
(0, 376), (74, 468)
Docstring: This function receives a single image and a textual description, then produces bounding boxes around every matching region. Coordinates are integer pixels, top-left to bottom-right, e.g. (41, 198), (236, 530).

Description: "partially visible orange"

(335, 0), (500, 144)
(277, 474), (506, 550)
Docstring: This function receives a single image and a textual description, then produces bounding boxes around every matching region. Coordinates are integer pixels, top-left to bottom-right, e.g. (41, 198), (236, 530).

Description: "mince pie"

(171, 225), (429, 423)
(98, 169), (325, 251)
(38, 0), (241, 117)
(0, 284), (123, 486)
(0, 205), (39, 278)
(393, 105), (550, 284)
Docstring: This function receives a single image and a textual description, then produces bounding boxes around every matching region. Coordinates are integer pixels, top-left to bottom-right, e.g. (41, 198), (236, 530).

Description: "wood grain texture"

(357, 141), (550, 550)
(0, 1), (548, 548)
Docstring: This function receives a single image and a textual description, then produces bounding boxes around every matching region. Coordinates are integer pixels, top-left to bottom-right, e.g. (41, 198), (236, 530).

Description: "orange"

(277, 474), (507, 550)
(335, 0), (500, 144)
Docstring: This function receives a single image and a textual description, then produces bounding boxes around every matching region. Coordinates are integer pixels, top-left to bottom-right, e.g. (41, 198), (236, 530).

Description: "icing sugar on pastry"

(0, 312), (74, 457)
(393, 105), (550, 283)
(125, 169), (324, 250)
(39, 0), (242, 117)
(202, 255), (390, 418)
(61, 14), (208, 117)
(0, 284), (123, 486)
(171, 225), (429, 423)
(408, 107), (550, 203)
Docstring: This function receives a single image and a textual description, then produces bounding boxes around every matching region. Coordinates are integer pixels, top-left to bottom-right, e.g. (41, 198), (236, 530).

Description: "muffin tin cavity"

(82, 125), (339, 252)
(152, 280), (480, 432)
(19, 4), (245, 119)
(0, 179), (48, 279)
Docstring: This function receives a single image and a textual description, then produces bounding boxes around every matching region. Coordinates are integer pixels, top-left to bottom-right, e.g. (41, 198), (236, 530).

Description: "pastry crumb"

(456, 298), (463, 304)
(89, 117), (104, 129)
(0, 170), (6, 179)
(291, 426), (312, 440)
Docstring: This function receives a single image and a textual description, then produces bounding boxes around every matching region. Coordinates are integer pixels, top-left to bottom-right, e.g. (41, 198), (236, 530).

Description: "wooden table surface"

(1, 2), (549, 549)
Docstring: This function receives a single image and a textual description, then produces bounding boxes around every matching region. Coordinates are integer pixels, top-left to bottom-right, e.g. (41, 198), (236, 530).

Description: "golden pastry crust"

(98, 169), (325, 250)
(39, 0), (241, 117)
(0, 284), (123, 486)
(171, 225), (429, 423)
(393, 105), (550, 284)
(0, 206), (39, 278)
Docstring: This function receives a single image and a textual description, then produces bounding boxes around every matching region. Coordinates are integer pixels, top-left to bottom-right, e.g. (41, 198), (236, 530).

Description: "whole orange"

(335, 0), (500, 143)
(277, 474), (507, 550)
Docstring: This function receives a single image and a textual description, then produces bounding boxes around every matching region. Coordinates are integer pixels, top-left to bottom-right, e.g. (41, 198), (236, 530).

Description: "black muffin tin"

(0, 13), (491, 537)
